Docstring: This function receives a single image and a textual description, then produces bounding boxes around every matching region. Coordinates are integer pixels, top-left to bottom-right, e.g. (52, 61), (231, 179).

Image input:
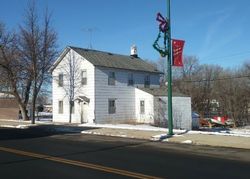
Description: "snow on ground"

(181, 140), (193, 144)
(188, 127), (250, 137)
(81, 131), (128, 138)
(0, 124), (37, 129)
(1, 118), (250, 138)
(36, 118), (52, 122)
(80, 123), (250, 138)
(79, 123), (186, 133)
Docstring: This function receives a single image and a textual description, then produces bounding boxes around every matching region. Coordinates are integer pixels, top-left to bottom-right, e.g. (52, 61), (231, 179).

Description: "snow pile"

(81, 131), (128, 138)
(0, 124), (37, 129)
(79, 123), (186, 134)
(16, 124), (35, 129)
(181, 140), (193, 144)
(188, 128), (250, 138)
(150, 134), (168, 141)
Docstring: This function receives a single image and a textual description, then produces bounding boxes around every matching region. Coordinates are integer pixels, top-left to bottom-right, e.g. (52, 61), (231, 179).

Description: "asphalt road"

(0, 126), (250, 179)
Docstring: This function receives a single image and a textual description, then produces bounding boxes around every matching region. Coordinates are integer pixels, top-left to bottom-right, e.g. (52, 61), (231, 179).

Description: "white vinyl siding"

(135, 88), (154, 123)
(154, 97), (192, 130)
(94, 67), (160, 123)
(52, 49), (95, 123)
(95, 67), (136, 123)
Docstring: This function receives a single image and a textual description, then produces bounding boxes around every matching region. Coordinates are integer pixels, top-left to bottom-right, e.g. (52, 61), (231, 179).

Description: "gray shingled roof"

(69, 46), (162, 74)
(139, 87), (188, 97)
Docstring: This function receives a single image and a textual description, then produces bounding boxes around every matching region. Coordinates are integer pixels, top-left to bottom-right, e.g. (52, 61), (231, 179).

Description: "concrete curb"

(0, 124), (37, 129)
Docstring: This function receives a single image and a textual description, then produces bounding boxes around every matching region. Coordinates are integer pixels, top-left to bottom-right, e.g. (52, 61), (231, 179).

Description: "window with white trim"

(128, 73), (134, 86)
(58, 73), (64, 87)
(58, 101), (63, 114)
(144, 75), (150, 88)
(81, 70), (87, 85)
(108, 72), (115, 85)
(140, 100), (145, 114)
(108, 99), (116, 114)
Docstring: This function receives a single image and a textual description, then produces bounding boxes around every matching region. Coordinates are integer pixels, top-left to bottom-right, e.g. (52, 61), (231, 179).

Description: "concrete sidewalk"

(1, 119), (250, 150)
(80, 127), (250, 150)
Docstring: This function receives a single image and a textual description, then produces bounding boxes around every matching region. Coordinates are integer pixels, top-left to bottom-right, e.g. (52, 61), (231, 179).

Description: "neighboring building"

(0, 93), (19, 120)
(50, 46), (192, 130)
(138, 88), (192, 130)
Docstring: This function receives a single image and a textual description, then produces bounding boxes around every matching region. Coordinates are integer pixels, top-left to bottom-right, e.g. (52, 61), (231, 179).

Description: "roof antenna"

(81, 27), (98, 49)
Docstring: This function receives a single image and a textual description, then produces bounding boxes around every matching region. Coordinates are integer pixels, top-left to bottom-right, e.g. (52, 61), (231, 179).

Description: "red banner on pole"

(172, 39), (185, 67)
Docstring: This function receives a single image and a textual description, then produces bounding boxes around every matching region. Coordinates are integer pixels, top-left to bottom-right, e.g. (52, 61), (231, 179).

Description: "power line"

(199, 51), (250, 62)
(178, 75), (250, 83)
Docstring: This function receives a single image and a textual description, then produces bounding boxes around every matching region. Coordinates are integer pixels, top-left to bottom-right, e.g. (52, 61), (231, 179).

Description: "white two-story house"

(50, 46), (192, 129)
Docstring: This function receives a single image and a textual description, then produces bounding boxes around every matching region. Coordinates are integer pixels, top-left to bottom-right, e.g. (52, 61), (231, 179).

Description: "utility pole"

(167, 0), (173, 135)
(153, 0), (174, 135)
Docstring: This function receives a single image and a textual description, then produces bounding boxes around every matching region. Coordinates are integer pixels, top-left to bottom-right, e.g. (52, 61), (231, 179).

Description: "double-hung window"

(108, 72), (115, 85)
(58, 73), (64, 87)
(144, 75), (150, 88)
(81, 70), (87, 85)
(58, 101), (63, 114)
(128, 73), (134, 86)
(108, 99), (116, 114)
(140, 100), (145, 114)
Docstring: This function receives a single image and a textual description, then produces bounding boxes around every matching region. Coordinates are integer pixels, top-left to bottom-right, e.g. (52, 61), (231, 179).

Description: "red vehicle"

(211, 116), (228, 125)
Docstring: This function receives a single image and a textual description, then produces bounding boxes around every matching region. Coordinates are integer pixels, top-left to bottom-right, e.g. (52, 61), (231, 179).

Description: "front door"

(80, 102), (88, 123)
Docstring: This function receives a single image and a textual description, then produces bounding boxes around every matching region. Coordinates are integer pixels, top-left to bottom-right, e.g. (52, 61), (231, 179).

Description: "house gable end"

(49, 47), (96, 73)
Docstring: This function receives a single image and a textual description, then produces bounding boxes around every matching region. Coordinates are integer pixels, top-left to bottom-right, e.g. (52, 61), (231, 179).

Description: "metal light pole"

(167, 0), (173, 135)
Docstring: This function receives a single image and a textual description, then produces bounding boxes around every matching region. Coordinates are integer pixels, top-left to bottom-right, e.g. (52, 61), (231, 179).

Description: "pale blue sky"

(1, 0), (250, 68)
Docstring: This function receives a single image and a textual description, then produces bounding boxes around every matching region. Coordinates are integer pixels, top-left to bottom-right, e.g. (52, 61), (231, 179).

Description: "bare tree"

(0, 1), (57, 123)
(173, 56), (223, 118)
(19, 1), (57, 123)
(173, 56), (200, 93)
(214, 66), (250, 126)
(0, 23), (30, 120)
(244, 60), (250, 76)
(55, 50), (83, 123)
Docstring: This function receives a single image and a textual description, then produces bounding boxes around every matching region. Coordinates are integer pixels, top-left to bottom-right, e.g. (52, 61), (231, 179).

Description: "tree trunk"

(31, 86), (38, 124)
(69, 101), (72, 123)
(19, 104), (29, 121)
(13, 92), (29, 121)
(31, 96), (36, 124)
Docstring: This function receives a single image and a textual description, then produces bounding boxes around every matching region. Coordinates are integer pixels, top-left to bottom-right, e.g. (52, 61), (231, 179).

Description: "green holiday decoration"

(153, 12), (169, 57)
